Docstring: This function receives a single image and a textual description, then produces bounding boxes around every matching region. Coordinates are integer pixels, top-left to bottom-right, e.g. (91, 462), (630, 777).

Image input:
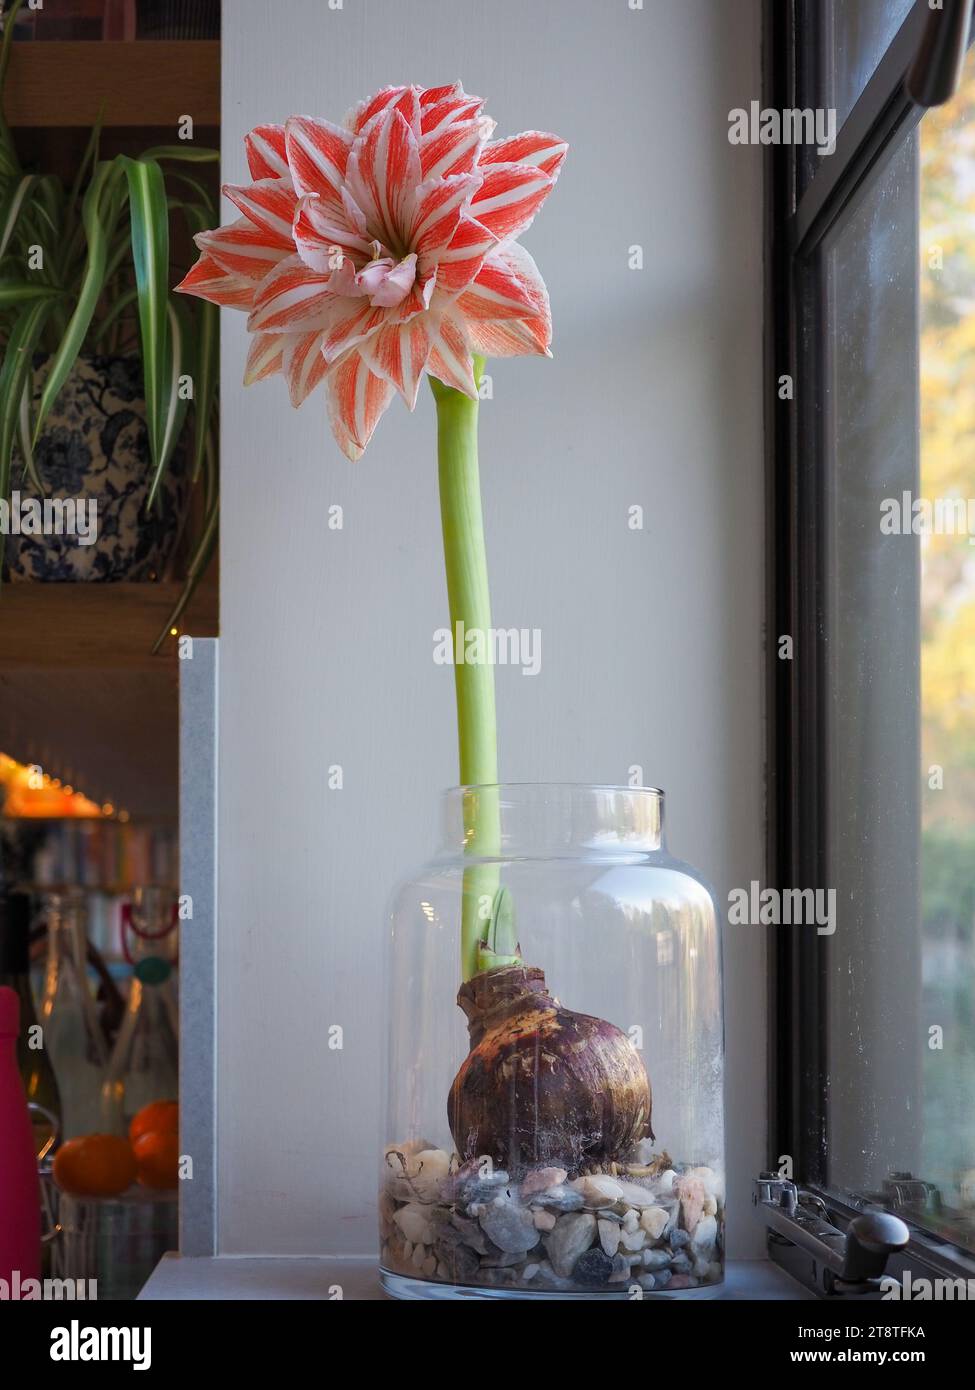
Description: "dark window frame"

(765, 0), (975, 1290)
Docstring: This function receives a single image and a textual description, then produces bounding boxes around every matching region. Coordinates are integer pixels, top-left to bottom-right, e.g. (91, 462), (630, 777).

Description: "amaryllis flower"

(176, 82), (567, 459)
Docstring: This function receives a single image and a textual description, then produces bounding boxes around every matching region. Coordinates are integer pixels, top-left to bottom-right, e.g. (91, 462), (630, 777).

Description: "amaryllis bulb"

(448, 964), (653, 1174)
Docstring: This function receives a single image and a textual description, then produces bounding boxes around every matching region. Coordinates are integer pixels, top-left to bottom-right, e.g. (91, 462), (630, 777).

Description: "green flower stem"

(432, 358), (502, 983)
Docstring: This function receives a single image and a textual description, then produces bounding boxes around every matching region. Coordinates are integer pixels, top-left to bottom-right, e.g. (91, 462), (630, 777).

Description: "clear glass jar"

(101, 888), (179, 1134)
(380, 784), (724, 1300)
(38, 891), (108, 1141)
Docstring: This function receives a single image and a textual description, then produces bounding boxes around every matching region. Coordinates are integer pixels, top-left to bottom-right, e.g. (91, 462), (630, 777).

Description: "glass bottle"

(380, 784), (724, 1300)
(101, 888), (178, 1134)
(0, 891), (61, 1159)
(38, 891), (108, 1140)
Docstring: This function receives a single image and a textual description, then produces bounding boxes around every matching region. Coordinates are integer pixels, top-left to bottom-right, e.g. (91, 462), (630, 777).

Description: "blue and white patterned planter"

(5, 355), (188, 583)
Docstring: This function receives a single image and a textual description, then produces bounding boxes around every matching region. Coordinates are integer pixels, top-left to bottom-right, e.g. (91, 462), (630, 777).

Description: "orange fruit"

(129, 1100), (178, 1146)
(53, 1134), (137, 1197)
(133, 1130), (180, 1190)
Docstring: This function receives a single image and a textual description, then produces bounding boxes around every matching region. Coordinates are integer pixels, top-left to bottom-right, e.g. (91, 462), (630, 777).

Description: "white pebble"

(393, 1202), (432, 1244)
(598, 1219), (621, 1256)
(613, 1179), (657, 1209)
(569, 1175), (624, 1208)
(686, 1165), (724, 1202)
(654, 1169), (678, 1197)
(639, 1206), (670, 1241)
(692, 1214), (718, 1250)
(533, 1208), (556, 1232)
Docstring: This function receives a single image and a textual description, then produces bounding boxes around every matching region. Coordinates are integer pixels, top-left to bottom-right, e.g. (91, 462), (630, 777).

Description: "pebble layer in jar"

(380, 1140), (724, 1293)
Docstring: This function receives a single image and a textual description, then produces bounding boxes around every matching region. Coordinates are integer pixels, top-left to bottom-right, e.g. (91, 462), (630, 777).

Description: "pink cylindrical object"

(0, 985), (41, 1284)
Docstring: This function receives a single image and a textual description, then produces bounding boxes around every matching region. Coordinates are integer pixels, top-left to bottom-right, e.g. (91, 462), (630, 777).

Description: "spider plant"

(0, 0), (218, 649)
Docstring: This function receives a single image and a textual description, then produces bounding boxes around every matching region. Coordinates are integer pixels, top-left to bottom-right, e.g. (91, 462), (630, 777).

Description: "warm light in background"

(0, 751), (108, 819)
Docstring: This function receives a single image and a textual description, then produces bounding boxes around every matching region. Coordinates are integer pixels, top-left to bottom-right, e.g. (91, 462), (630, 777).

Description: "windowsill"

(138, 1254), (815, 1301)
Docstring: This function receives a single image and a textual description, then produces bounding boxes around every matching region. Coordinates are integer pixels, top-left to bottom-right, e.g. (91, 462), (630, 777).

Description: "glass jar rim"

(453, 781), (664, 796)
(440, 783), (666, 856)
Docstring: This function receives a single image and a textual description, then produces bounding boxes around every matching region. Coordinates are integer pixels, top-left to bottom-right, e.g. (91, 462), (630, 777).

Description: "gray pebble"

(572, 1247), (614, 1286)
(478, 1199), (539, 1254)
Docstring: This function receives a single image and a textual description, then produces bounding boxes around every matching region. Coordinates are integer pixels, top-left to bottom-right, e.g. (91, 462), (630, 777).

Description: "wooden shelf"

(0, 578), (217, 670)
(0, 577), (217, 818)
(5, 40), (220, 128)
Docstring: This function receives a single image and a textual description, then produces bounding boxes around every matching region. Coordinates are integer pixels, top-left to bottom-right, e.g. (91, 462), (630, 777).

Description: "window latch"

(906, 0), (975, 108)
(882, 1171), (942, 1213)
(753, 1175), (909, 1294)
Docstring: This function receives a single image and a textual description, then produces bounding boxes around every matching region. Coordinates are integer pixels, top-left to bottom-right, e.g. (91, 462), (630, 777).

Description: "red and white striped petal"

(418, 83), (462, 107)
(285, 115), (354, 206)
(325, 350), (396, 461)
(434, 213), (497, 293)
(320, 298), (390, 364)
(458, 242), (551, 356)
(247, 254), (339, 333)
(419, 89), (484, 136)
(176, 253), (256, 310)
(243, 332), (285, 384)
(346, 109), (422, 252)
(195, 218), (291, 280)
(222, 179), (297, 244)
(457, 241), (549, 324)
(419, 118), (485, 181)
(469, 161), (555, 241)
(409, 172), (481, 258)
(360, 316), (432, 409)
(340, 187), (370, 239)
(345, 85), (421, 136)
(282, 331), (329, 406)
(463, 315), (550, 357)
(293, 194), (375, 274)
(427, 306), (478, 397)
(480, 131), (568, 179)
(245, 124), (290, 181)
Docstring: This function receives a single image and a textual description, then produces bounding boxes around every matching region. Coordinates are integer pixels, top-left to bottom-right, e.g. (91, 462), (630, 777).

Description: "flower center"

(355, 244), (417, 308)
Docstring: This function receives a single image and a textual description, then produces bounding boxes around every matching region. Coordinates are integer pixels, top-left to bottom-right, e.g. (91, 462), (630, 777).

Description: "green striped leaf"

(191, 300), (218, 482)
(17, 377), (42, 491)
(0, 173), (35, 259)
(154, 297), (191, 504)
(0, 279), (63, 307)
(0, 297), (52, 575)
(122, 156), (172, 490)
(32, 159), (121, 443)
(140, 146), (219, 165)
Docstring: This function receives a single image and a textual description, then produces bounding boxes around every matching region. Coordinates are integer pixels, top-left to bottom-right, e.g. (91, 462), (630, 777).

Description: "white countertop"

(139, 1254), (813, 1301)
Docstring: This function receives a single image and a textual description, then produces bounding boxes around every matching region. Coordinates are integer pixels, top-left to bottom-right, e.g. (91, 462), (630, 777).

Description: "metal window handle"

(754, 1176), (909, 1294)
(906, 0), (975, 107)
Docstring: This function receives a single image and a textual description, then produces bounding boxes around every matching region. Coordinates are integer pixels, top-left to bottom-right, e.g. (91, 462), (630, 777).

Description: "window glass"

(817, 48), (975, 1253)
(919, 50), (975, 1236)
(823, 133), (921, 1205)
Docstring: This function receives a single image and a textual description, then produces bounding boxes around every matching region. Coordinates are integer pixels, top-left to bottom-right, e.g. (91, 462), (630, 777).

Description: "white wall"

(217, 0), (765, 1259)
